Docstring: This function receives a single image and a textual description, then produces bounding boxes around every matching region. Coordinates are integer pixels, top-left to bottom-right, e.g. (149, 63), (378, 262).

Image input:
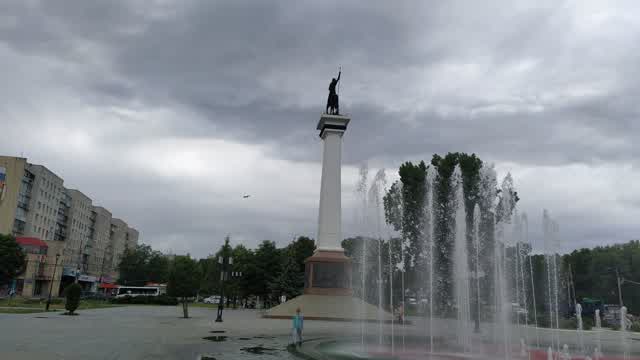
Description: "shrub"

(64, 284), (82, 315)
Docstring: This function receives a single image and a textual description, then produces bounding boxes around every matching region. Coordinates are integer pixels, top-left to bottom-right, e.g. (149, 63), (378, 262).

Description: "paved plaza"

(0, 305), (360, 360)
(1, 305), (639, 359)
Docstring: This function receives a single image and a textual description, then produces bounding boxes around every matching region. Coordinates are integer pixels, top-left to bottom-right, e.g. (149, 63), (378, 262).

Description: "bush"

(64, 284), (82, 315)
(110, 295), (178, 306)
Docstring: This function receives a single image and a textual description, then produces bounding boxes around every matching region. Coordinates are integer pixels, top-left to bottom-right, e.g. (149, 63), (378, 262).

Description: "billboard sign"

(0, 166), (6, 203)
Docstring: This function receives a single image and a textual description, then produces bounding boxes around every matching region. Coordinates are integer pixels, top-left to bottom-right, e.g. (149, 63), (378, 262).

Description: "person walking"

(292, 307), (304, 347)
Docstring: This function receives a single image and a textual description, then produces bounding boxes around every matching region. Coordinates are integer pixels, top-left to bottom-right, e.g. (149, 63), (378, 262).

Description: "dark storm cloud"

(1, 0), (639, 254)
(3, 0), (638, 166)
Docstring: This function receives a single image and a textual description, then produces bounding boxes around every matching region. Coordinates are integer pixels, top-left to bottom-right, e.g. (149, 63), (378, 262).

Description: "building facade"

(12, 237), (64, 298)
(90, 206), (113, 283)
(0, 155), (141, 297)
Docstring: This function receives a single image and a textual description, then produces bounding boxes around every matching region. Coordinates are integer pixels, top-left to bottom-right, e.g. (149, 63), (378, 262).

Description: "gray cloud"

(0, 0), (639, 255)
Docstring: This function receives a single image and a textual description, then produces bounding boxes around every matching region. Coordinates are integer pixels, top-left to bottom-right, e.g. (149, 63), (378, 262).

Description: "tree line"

(117, 236), (315, 308)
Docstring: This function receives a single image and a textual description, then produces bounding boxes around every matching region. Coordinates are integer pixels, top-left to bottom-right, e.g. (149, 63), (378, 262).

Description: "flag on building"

(0, 166), (6, 203)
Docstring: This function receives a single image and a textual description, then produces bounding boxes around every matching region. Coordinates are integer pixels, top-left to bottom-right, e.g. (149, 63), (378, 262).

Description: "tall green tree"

(0, 234), (25, 287)
(285, 236), (316, 274)
(249, 240), (282, 306)
(167, 255), (201, 318)
(118, 244), (153, 286)
(117, 244), (172, 286)
(271, 236), (316, 300)
(146, 252), (170, 283)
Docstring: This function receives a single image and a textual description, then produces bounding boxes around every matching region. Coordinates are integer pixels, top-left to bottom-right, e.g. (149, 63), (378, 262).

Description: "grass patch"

(0, 298), (121, 311)
(0, 308), (48, 314)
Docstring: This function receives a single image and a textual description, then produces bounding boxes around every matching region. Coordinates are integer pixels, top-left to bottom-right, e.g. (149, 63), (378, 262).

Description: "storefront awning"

(98, 283), (118, 289)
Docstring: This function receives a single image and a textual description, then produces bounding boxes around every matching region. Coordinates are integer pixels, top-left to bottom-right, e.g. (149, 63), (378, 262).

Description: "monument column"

(316, 114), (350, 252)
(304, 114), (352, 296)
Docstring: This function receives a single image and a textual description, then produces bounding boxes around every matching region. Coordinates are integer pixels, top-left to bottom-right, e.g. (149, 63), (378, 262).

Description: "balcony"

(12, 219), (26, 236)
(17, 201), (29, 212)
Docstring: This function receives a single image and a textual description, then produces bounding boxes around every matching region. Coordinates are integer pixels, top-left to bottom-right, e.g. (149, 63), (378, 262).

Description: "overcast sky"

(1, 0), (638, 256)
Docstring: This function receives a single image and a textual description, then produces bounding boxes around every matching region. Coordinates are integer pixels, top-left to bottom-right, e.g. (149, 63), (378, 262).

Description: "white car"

(203, 296), (220, 304)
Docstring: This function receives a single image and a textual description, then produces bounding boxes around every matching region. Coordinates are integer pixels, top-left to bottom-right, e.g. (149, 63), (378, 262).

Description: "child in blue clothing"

(292, 307), (304, 346)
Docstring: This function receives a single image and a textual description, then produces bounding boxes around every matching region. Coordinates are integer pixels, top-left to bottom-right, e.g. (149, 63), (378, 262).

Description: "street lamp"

(46, 253), (60, 311)
(215, 255), (232, 322)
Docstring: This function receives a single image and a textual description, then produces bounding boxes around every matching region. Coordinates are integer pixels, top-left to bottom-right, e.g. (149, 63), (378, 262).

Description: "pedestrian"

(397, 304), (404, 322)
(292, 307), (304, 346)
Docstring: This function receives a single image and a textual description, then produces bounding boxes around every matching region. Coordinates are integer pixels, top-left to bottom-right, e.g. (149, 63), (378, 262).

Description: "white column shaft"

(317, 130), (343, 252)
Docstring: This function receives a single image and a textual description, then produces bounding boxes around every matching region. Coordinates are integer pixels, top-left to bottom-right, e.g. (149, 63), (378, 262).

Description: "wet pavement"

(0, 306), (307, 360)
(2, 305), (637, 359)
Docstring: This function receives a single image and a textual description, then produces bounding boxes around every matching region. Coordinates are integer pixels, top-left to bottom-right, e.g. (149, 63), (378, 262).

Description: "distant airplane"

(243, 194), (251, 198)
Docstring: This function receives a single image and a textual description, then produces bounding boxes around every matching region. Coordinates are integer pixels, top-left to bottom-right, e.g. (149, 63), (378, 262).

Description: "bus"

(115, 286), (161, 298)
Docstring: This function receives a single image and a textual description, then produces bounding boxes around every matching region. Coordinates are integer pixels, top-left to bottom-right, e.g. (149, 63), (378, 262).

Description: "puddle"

(209, 330), (225, 334)
(252, 336), (275, 339)
(199, 356), (216, 360)
(202, 336), (227, 342)
(241, 346), (277, 355)
(34, 316), (49, 319)
(238, 337), (251, 340)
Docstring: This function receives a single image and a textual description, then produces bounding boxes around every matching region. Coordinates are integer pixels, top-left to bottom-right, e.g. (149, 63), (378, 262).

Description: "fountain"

(576, 303), (584, 355)
(279, 79), (637, 360)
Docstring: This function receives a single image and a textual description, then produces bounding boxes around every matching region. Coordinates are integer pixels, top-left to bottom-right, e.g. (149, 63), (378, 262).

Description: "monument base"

(262, 294), (394, 322)
(263, 250), (394, 322)
(303, 249), (352, 296)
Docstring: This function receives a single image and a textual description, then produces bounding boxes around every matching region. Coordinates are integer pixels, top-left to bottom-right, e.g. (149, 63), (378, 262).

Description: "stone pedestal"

(304, 250), (352, 296)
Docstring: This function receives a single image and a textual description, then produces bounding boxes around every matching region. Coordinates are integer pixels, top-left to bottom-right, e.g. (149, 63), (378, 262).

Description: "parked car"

(203, 296), (220, 304)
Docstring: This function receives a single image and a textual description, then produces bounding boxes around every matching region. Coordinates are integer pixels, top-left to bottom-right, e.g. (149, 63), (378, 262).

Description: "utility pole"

(616, 268), (623, 307)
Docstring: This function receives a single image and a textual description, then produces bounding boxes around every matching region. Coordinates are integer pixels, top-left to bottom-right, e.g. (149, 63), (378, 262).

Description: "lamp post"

(46, 253), (60, 311)
(215, 255), (232, 322)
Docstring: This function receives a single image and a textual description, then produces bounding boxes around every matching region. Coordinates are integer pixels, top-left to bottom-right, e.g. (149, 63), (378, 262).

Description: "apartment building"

(109, 218), (128, 280)
(0, 155), (141, 297)
(90, 206), (113, 282)
(59, 189), (96, 291)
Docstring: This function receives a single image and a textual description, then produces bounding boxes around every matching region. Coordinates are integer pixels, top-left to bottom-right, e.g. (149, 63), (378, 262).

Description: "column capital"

(317, 114), (350, 138)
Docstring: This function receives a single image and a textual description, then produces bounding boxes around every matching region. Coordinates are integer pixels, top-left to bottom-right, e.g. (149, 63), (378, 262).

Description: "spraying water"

(473, 204), (482, 335)
(522, 213), (540, 348)
(368, 177), (384, 346)
(453, 170), (472, 352)
(621, 306), (630, 360)
(595, 309), (602, 360)
(356, 164), (368, 349)
(425, 170), (435, 354)
(388, 239), (395, 354)
(576, 303), (584, 354)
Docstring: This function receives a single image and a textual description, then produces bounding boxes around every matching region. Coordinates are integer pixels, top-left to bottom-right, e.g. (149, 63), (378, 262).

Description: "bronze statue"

(326, 68), (341, 115)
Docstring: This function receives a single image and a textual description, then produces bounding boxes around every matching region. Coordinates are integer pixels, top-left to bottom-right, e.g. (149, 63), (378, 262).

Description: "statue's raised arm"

(326, 68), (341, 115)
